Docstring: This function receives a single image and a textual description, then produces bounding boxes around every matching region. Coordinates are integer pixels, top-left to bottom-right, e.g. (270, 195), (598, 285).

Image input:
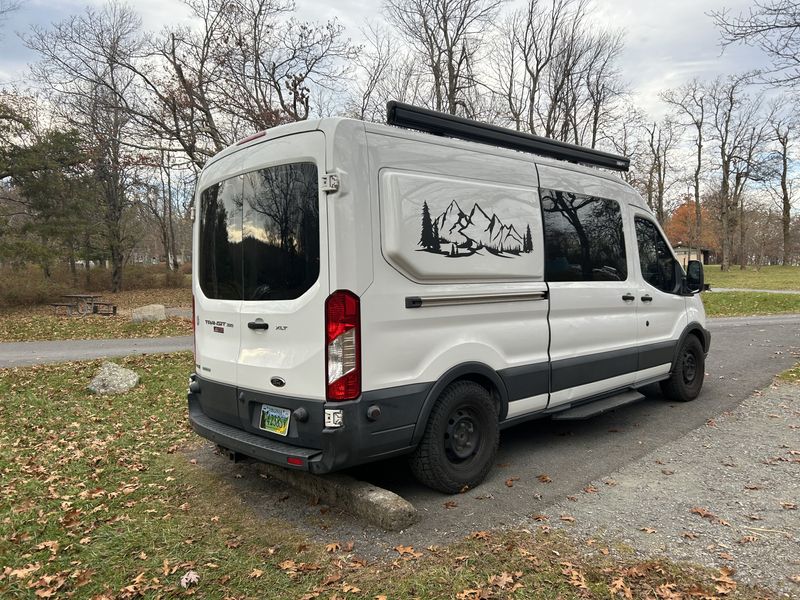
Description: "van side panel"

(363, 131), (550, 417)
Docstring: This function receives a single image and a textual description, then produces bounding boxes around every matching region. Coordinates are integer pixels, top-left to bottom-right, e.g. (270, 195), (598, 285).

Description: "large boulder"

(88, 362), (140, 395)
(132, 304), (166, 323)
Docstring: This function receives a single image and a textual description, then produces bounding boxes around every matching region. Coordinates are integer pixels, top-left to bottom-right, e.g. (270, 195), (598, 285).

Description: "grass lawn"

(704, 265), (800, 291)
(0, 288), (192, 342)
(0, 354), (772, 599)
(778, 363), (800, 384)
(702, 291), (800, 318)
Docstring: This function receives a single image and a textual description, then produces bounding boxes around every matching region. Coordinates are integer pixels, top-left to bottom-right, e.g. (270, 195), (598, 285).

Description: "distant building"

(673, 243), (711, 266)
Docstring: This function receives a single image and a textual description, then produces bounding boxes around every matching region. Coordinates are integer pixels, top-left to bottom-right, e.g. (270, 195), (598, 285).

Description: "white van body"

(188, 113), (710, 493)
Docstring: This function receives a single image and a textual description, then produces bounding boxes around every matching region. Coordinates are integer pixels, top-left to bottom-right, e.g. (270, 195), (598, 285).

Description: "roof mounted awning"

(386, 101), (630, 173)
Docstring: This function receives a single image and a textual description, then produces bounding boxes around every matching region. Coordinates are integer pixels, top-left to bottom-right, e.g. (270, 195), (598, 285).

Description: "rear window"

(198, 162), (320, 301)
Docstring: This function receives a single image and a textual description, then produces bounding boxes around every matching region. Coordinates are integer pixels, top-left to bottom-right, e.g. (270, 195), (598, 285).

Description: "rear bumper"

(187, 377), (431, 474)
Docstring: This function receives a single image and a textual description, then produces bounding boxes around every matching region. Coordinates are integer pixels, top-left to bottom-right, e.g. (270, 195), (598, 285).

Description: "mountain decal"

(419, 200), (534, 258)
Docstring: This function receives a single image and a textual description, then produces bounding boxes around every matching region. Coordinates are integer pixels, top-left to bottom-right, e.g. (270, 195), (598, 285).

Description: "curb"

(251, 462), (418, 532)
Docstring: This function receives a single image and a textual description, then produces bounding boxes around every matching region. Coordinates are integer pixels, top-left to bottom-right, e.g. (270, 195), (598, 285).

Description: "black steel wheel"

(410, 381), (499, 494)
(660, 335), (705, 402)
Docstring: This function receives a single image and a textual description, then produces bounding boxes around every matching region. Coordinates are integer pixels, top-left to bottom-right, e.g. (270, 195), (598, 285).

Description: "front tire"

(410, 381), (499, 494)
(660, 335), (705, 402)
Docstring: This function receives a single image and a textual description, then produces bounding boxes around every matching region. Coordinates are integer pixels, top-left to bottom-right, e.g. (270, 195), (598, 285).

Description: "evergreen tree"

(432, 221), (441, 252)
(524, 225), (533, 253)
(419, 201), (435, 248)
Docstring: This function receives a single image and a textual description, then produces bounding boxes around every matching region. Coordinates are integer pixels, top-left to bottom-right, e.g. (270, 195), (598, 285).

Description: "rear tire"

(410, 381), (499, 494)
(660, 335), (705, 402)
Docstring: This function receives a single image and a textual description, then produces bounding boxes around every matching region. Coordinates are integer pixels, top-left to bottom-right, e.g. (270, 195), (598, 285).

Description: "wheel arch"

(670, 322), (710, 374)
(411, 362), (509, 446)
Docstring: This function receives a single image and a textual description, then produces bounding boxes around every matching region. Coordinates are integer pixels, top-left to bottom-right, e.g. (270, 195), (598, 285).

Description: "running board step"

(551, 391), (645, 421)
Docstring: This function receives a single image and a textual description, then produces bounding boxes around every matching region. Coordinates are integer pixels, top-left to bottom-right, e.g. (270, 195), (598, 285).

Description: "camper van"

(187, 103), (709, 494)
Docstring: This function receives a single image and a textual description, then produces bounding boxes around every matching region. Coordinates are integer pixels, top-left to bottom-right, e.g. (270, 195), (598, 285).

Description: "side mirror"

(686, 260), (704, 294)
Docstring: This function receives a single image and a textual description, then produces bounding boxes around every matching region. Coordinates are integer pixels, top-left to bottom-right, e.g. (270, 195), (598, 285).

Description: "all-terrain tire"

(660, 334), (705, 402)
(409, 380), (499, 494)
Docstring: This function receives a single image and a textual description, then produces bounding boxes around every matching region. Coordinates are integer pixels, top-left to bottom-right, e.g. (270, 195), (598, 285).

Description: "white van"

(188, 103), (710, 494)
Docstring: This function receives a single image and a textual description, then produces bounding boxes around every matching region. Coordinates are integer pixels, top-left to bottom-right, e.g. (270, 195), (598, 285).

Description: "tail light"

(325, 290), (360, 401)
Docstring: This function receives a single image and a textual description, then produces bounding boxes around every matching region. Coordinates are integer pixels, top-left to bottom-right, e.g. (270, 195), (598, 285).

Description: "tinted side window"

(541, 189), (627, 282)
(198, 177), (243, 300)
(635, 217), (678, 293)
(242, 163), (320, 301)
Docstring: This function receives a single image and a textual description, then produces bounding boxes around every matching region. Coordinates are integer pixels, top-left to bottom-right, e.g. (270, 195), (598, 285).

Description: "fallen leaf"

(610, 576), (633, 599)
(179, 570), (199, 589)
(325, 542), (341, 553)
(640, 527), (657, 534)
(738, 535), (757, 544)
(537, 474), (552, 483)
(505, 477), (520, 487)
(532, 514), (549, 522)
(249, 569), (263, 579)
(443, 500), (458, 509)
(682, 531), (698, 539)
(781, 502), (797, 510)
(718, 552), (734, 561)
(469, 531), (490, 540)
(583, 485), (598, 493)
(560, 514), (575, 523)
(488, 571), (515, 589)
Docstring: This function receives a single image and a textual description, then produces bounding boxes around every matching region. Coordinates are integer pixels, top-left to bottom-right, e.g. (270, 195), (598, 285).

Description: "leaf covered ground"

(0, 354), (778, 599)
(0, 288), (192, 342)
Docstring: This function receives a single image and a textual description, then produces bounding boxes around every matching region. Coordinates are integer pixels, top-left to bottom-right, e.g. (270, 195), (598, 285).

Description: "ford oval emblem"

(270, 377), (286, 388)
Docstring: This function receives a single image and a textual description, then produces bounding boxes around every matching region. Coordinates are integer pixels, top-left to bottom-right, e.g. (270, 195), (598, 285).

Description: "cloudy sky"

(0, 0), (769, 116)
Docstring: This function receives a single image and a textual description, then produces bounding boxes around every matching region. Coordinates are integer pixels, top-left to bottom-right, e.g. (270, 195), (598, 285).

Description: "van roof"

(205, 117), (649, 210)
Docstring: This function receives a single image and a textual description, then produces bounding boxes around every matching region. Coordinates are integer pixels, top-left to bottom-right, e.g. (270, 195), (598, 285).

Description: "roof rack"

(386, 101), (630, 173)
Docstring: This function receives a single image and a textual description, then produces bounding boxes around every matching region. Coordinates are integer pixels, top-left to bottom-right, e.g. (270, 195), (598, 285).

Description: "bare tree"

(706, 74), (767, 270)
(25, 2), (141, 291)
(385, 0), (501, 116)
(488, 0), (625, 146)
(114, 0), (357, 170)
(662, 79), (706, 260)
(765, 100), (797, 264)
(641, 119), (678, 224)
(712, 1), (800, 88)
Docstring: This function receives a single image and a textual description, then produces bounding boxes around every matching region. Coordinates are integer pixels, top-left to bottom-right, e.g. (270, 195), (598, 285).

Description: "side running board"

(550, 390), (645, 421)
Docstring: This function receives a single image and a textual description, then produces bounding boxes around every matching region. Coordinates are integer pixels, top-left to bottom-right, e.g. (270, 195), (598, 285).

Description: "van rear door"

(235, 133), (329, 440)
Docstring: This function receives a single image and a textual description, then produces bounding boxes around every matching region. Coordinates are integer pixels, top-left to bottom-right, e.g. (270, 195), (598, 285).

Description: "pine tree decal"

(432, 221), (441, 252)
(419, 201), (435, 249)
(524, 224), (533, 253)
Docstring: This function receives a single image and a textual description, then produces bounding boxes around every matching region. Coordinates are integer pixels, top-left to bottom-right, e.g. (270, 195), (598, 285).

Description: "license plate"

(259, 404), (291, 436)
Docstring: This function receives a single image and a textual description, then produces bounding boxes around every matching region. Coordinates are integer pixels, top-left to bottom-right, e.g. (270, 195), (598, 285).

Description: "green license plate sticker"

(259, 404), (291, 436)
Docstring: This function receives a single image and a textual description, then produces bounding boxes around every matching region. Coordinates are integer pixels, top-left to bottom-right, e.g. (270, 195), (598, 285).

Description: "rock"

(88, 362), (139, 394)
(132, 304), (166, 323)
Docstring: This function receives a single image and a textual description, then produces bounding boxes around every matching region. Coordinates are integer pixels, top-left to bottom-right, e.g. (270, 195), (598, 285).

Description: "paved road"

(337, 313), (800, 551)
(0, 336), (192, 368)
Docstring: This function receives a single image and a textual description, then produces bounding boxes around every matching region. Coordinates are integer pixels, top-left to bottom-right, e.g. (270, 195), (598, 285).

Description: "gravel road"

(542, 381), (800, 596)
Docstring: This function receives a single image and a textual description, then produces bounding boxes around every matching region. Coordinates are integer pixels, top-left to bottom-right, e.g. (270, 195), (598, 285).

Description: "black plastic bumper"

(187, 378), (431, 474)
(188, 394), (324, 470)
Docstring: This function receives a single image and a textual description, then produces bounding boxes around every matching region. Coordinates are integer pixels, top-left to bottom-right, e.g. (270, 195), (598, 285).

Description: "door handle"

(247, 321), (269, 330)
(641, 295), (653, 303)
(622, 293), (635, 302)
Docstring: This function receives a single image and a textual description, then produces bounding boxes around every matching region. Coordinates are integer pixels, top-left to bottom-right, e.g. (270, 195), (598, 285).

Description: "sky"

(0, 0), (771, 117)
